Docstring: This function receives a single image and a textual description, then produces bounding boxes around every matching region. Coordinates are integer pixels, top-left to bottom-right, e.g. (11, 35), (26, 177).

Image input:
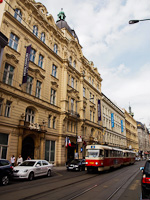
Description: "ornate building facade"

(0, 0), (103, 165)
(123, 107), (139, 153)
(101, 93), (127, 149)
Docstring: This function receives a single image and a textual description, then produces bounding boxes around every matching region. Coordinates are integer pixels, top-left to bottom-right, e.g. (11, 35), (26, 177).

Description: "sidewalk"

(53, 165), (66, 171)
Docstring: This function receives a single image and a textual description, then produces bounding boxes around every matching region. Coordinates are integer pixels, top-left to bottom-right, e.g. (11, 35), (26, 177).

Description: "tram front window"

(86, 149), (103, 158)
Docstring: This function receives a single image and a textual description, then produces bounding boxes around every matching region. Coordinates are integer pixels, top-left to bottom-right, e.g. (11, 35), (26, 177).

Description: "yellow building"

(0, 0), (103, 165)
(123, 107), (139, 153)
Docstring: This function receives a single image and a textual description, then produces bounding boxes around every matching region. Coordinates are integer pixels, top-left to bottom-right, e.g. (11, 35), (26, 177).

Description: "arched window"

(25, 108), (35, 123)
(54, 44), (58, 54)
(41, 32), (45, 43)
(33, 25), (38, 36)
(14, 8), (22, 22)
(69, 57), (72, 65)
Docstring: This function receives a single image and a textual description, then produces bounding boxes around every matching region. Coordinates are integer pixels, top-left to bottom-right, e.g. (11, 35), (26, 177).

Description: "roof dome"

(56, 9), (79, 43)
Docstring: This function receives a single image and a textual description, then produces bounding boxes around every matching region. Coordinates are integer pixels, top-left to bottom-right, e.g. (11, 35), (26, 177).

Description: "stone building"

(101, 93), (127, 149)
(137, 121), (150, 158)
(123, 107), (139, 153)
(0, 0), (103, 165)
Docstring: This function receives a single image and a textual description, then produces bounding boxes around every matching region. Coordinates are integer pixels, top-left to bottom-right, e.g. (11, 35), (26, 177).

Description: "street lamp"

(129, 19), (150, 24)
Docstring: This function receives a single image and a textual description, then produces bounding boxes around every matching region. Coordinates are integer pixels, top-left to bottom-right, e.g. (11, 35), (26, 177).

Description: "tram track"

(18, 164), (139, 200)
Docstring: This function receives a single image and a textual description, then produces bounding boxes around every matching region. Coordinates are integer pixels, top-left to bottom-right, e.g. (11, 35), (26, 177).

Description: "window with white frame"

(26, 76), (33, 95)
(41, 32), (45, 43)
(83, 87), (85, 97)
(33, 25), (38, 36)
(25, 108), (34, 123)
(52, 64), (57, 78)
(0, 133), (9, 159)
(35, 80), (41, 98)
(45, 140), (55, 163)
(4, 100), (12, 117)
(48, 115), (51, 128)
(3, 63), (14, 86)
(53, 117), (56, 129)
(0, 98), (3, 115)
(71, 77), (74, 88)
(54, 44), (58, 54)
(14, 8), (22, 22)
(71, 98), (74, 113)
(50, 89), (56, 105)
(38, 54), (44, 68)
(9, 33), (19, 51)
(30, 48), (36, 62)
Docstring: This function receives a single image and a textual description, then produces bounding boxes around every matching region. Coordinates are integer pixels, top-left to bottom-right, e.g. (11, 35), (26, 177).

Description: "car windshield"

(70, 160), (80, 164)
(86, 149), (103, 158)
(19, 161), (36, 167)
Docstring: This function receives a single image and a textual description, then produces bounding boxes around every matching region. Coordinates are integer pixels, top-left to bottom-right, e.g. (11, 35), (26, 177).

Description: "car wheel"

(47, 169), (51, 177)
(28, 172), (34, 181)
(1, 175), (9, 186)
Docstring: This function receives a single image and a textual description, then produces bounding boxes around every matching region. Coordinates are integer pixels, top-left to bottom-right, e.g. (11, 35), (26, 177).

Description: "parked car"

(66, 159), (85, 171)
(140, 160), (150, 199)
(13, 160), (53, 181)
(0, 159), (13, 186)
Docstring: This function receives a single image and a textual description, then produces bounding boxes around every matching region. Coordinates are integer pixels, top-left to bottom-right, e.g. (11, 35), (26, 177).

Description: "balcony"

(68, 110), (80, 118)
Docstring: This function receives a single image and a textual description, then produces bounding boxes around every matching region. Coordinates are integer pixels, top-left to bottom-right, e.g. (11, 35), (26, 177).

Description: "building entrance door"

(22, 137), (34, 160)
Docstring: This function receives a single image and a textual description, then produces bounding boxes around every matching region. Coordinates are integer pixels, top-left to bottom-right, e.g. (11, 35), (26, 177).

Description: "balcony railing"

(68, 110), (80, 118)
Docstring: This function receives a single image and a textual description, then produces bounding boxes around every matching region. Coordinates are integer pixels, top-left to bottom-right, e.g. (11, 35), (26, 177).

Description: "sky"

(37, 0), (150, 127)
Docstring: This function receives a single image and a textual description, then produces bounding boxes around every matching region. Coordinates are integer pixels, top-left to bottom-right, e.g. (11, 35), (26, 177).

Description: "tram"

(85, 144), (136, 172)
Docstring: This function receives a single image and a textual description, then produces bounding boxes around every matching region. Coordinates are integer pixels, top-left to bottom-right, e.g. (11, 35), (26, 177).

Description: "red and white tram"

(85, 144), (136, 172)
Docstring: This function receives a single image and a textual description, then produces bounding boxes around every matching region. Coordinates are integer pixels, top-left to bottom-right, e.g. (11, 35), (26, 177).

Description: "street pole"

(129, 19), (150, 24)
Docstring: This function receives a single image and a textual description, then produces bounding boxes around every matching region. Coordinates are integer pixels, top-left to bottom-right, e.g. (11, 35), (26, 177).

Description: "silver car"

(13, 160), (53, 181)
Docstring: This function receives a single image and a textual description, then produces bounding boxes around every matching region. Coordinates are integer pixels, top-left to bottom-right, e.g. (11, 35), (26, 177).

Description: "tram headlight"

(95, 162), (98, 165)
(85, 162), (88, 164)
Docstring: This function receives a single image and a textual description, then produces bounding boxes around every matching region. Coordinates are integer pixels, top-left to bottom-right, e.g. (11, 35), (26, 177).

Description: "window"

(26, 76), (33, 95)
(25, 108), (34, 123)
(73, 61), (76, 68)
(0, 133), (8, 159)
(93, 112), (95, 122)
(14, 8), (22, 22)
(45, 140), (55, 162)
(30, 48), (36, 62)
(92, 79), (94, 86)
(90, 92), (92, 101)
(53, 117), (56, 129)
(71, 77), (74, 88)
(3, 63), (14, 86)
(0, 98), (3, 115)
(68, 75), (70, 85)
(41, 32), (45, 43)
(83, 107), (86, 119)
(83, 87), (85, 97)
(71, 99), (74, 113)
(89, 77), (91, 83)
(38, 54), (44, 68)
(50, 89), (56, 105)
(90, 110), (92, 121)
(93, 95), (94, 103)
(54, 44), (58, 54)
(76, 80), (78, 90)
(35, 80), (41, 98)
(33, 25), (38, 36)
(67, 121), (69, 131)
(9, 33), (19, 51)
(48, 115), (51, 128)
(4, 101), (11, 117)
(69, 57), (72, 65)
(83, 70), (85, 79)
(52, 64), (57, 78)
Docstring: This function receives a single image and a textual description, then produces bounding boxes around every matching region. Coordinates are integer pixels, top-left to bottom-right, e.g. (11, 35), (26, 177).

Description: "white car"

(13, 160), (53, 181)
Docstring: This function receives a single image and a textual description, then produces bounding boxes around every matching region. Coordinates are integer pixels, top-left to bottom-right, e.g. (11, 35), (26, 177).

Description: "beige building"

(0, 0), (103, 165)
(123, 107), (139, 153)
(101, 93), (127, 149)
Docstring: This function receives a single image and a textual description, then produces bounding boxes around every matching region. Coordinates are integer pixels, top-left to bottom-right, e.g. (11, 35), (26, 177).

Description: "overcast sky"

(37, 0), (150, 127)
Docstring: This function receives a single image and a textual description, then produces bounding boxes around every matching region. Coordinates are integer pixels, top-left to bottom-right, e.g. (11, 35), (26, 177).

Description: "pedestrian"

(10, 155), (15, 166)
(17, 154), (23, 165)
(27, 156), (31, 160)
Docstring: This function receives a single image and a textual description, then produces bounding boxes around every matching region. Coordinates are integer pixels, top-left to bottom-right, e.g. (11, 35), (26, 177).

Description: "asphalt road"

(0, 161), (145, 200)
